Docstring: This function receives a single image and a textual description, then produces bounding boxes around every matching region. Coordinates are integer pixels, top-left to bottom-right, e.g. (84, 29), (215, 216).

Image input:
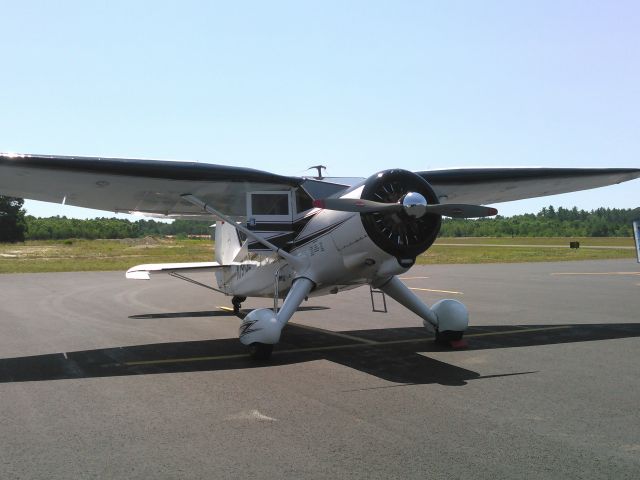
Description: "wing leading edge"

(0, 153), (304, 218)
(418, 167), (640, 205)
(1, 154), (638, 217)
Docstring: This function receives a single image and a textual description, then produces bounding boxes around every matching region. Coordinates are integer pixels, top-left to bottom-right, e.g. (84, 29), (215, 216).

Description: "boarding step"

(369, 285), (388, 313)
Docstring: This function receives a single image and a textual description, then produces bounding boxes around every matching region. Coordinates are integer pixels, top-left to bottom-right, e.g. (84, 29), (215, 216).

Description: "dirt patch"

(117, 236), (163, 247)
(0, 246), (58, 257)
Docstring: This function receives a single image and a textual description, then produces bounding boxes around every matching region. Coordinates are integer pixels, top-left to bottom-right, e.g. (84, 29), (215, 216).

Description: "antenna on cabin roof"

(308, 165), (327, 180)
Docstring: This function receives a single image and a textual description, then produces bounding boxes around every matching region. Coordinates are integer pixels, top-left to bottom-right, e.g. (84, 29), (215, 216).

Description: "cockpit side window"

(251, 193), (290, 216)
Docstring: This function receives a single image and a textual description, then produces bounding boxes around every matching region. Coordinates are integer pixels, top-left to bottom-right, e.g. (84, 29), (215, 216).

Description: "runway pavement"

(0, 259), (639, 479)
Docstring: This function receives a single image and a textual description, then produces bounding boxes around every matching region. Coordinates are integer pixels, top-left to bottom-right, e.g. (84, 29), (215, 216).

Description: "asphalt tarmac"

(0, 259), (639, 479)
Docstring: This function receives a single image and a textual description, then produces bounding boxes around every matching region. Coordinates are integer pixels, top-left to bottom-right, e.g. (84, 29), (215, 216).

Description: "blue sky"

(1, 1), (638, 218)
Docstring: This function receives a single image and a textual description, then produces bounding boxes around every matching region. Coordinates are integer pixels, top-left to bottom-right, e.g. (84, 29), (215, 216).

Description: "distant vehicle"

(633, 219), (640, 263)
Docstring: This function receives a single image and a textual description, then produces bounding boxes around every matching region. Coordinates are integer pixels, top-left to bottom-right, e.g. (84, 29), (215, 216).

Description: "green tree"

(0, 196), (27, 243)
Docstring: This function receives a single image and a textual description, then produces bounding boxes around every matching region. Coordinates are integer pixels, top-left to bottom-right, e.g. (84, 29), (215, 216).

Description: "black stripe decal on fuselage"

(247, 212), (317, 251)
(247, 217), (350, 252)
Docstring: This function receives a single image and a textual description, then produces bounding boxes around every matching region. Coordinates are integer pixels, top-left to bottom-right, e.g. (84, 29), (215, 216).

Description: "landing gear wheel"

(434, 329), (464, 345)
(248, 342), (274, 361)
(232, 296), (246, 315)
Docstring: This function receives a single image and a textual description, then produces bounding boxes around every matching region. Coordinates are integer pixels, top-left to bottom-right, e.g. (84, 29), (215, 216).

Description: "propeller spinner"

(401, 192), (428, 218)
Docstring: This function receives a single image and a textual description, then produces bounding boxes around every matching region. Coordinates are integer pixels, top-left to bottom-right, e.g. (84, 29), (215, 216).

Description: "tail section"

(215, 220), (245, 264)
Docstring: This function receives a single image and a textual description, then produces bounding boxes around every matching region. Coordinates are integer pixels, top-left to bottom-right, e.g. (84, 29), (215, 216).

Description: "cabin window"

(251, 193), (290, 216)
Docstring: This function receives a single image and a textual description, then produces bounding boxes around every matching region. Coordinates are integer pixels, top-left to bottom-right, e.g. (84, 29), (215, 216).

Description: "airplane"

(1, 152), (639, 359)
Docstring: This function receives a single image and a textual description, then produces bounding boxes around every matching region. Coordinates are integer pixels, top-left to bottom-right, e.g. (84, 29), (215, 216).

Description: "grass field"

(419, 237), (636, 264)
(0, 237), (637, 273)
(433, 237), (634, 247)
(0, 238), (213, 274)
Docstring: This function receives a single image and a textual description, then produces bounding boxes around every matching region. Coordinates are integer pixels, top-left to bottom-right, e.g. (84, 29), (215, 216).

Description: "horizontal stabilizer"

(125, 261), (239, 280)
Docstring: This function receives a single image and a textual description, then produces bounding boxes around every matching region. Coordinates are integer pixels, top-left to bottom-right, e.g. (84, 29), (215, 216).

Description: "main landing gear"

(239, 278), (315, 361)
(231, 296), (246, 315)
(248, 343), (274, 361)
(375, 276), (469, 349)
(434, 329), (467, 349)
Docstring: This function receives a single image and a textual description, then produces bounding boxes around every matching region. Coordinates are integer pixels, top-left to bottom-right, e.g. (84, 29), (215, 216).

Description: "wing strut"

(167, 272), (228, 294)
(181, 194), (306, 269)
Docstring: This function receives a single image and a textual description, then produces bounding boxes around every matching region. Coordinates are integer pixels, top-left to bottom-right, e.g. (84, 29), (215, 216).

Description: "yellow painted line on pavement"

(399, 276), (430, 280)
(216, 305), (376, 344)
(375, 325), (570, 346)
(217, 305), (247, 319)
(468, 325), (569, 337)
(120, 326), (569, 367)
(551, 272), (640, 276)
(292, 322), (379, 344)
(218, 304), (377, 345)
(124, 342), (377, 366)
(409, 287), (463, 295)
(125, 353), (250, 365)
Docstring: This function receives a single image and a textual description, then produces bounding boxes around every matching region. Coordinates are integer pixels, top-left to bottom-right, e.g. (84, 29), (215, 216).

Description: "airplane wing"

(1, 154), (638, 216)
(418, 167), (640, 205)
(0, 153), (303, 217)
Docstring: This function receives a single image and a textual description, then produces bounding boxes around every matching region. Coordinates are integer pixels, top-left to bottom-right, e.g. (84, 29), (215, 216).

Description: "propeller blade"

(314, 198), (498, 219)
(424, 204), (498, 218)
(313, 198), (401, 213)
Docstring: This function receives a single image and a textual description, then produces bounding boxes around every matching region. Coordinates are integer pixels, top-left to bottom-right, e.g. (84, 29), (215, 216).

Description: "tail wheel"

(232, 296), (246, 315)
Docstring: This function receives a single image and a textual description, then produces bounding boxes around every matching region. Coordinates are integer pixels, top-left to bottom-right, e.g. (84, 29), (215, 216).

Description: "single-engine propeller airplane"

(1, 153), (639, 359)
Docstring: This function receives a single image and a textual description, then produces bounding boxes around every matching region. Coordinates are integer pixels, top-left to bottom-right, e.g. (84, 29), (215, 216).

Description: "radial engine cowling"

(359, 169), (441, 260)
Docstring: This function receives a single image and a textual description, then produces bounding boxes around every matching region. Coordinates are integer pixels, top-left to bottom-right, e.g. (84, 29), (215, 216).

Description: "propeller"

(313, 194), (498, 219)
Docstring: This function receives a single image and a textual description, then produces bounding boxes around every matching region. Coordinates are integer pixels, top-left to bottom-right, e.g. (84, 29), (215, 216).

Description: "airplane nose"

(401, 192), (428, 218)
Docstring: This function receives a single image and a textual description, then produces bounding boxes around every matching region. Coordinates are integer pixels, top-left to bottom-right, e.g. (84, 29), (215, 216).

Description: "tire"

(435, 330), (464, 345)
(248, 342), (273, 361)
(232, 296), (246, 315)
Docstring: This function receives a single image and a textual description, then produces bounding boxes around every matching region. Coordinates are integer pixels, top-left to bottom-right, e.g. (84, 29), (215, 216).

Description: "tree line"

(24, 206), (640, 240)
(23, 216), (213, 240)
(440, 206), (640, 237)
(1, 195), (639, 242)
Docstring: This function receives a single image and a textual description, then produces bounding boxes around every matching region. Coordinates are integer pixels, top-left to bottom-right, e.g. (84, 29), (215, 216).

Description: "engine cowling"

(359, 169), (441, 260)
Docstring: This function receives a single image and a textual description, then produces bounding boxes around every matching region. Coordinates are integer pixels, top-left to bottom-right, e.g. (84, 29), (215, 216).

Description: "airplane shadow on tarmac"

(1, 308), (639, 386)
